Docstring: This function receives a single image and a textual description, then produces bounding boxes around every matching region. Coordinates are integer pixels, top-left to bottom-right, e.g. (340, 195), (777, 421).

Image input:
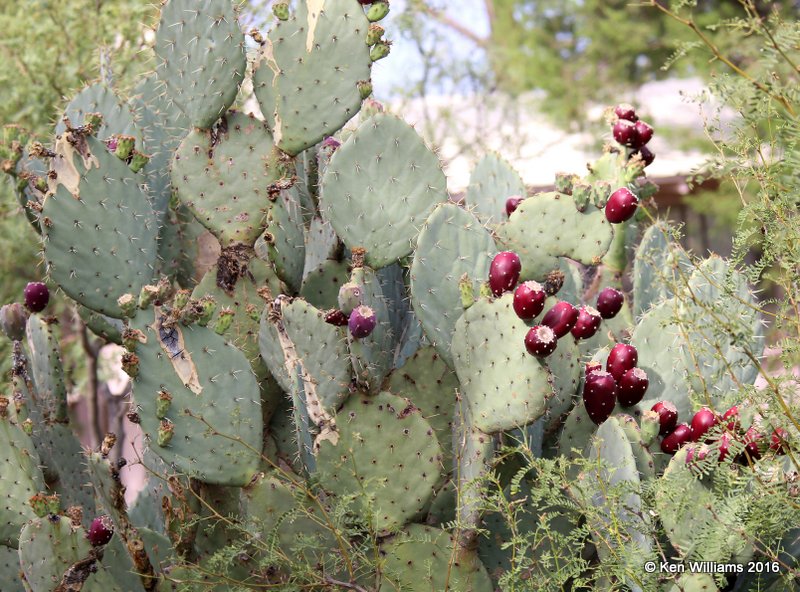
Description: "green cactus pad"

(557, 401), (596, 460)
(386, 346), (459, 468)
(0, 544), (24, 591)
(495, 191), (613, 281)
(268, 396), (307, 475)
(154, 0), (246, 129)
(172, 111), (280, 247)
(19, 515), (124, 592)
(24, 316), (67, 423)
(632, 221), (692, 317)
(320, 114), (448, 268)
(55, 83), (140, 145)
(616, 414), (656, 480)
(410, 203), (496, 367)
(257, 186), (305, 292)
(299, 259), (350, 310)
(377, 263), (427, 369)
(347, 265), (394, 391)
(378, 524), (493, 592)
(282, 299), (351, 414)
(98, 534), (147, 592)
(0, 405), (44, 548)
(43, 133), (159, 318)
(465, 152), (526, 224)
(241, 471), (337, 568)
(302, 216), (342, 279)
(130, 308), (263, 485)
(451, 293), (554, 434)
(252, 0), (372, 155)
(316, 391), (443, 533)
(156, 203), (204, 286)
(453, 404), (493, 540)
(77, 305), (124, 344)
(655, 448), (751, 564)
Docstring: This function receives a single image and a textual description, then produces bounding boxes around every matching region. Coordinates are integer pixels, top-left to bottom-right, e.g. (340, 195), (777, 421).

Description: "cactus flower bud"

(156, 389), (172, 420)
(129, 150), (150, 173)
(0, 303), (29, 341)
(84, 112), (104, 132)
(357, 80), (373, 100)
(214, 308), (235, 335)
(370, 41), (391, 62)
(459, 273), (475, 310)
(117, 293), (137, 318)
(121, 352), (140, 378)
(158, 419), (174, 447)
(197, 296), (217, 327)
(640, 410), (660, 446)
(138, 284), (159, 309)
(366, 23), (384, 46)
(272, 1), (289, 20)
(113, 135), (135, 161)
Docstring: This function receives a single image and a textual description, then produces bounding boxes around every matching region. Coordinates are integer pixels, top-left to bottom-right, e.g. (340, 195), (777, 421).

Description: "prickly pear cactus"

(0, 1), (795, 590)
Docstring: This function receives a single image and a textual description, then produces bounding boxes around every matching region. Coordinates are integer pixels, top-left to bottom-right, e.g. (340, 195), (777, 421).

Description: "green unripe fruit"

(272, 1), (289, 20)
(117, 294), (137, 318)
(0, 303), (29, 341)
(370, 41), (391, 62)
(158, 419), (174, 447)
(640, 410), (661, 446)
(366, 23), (384, 46)
(197, 296), (217, 327)
(337, 282), (362, 315)
(113, 135), (135, 161)
(156, 389), (172, 420)
(459, 273), (475, 310)
(358, 80), (373, 99)
(214, 308), (235, 335)
(129, 150), (150, 173)
(367, 1), (390, 22)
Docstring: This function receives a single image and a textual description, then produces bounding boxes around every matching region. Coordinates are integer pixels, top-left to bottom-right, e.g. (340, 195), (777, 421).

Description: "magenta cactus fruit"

(324, 309), (349, 327)
(570, 306), (602, 340)
(348, 305), (377, 339)
(24, 281), (49, 312)
(512, 280), (546, 320)
(596, 287), (624, 319)
(741, 427), (764, 461)
(630, 145), (655, 167)
(488, 251), (522, 296)
(606, 343), (638, 381)
(633, 120), (654, 146)
(770, 428), (789, 454)
(661, 423), (692, 454)
(690, 407), (719, 442)
(651, 400), (678, 436)
(617, 367), (649, 407)
(614, 103), (637, 122)
(685, 445), (709, 466)
(320, 136), (342, 150)
(722, 406), (740, 431)
(582, 370), (618, 425)
(612, 119), (638, 147)
(87, 515), (113, 546)
(541, 301), (579, 338)
(524, 325), (557, 357)
(604, 187), (638, 224)
(505, 195), (524, 217)
(717, 432), (733, 462)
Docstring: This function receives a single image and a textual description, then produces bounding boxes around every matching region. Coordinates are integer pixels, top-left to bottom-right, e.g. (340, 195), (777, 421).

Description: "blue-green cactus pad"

(154, 0), (246, 129)
(465, 152), (526, 224)
(253, 0), (372, 155)
(410, 203), (496, 367)
(43, 134), (158, 318)
(56, 83), (140, 146)
(320, 113), (448, 268)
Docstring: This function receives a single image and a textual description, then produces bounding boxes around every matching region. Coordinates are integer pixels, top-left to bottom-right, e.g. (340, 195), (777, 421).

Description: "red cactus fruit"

(661, 423), (692, 454)
(614, 103), (638, 122)
(605, 188), (638, 224)
(512, 281), (546, 320)
(770, 428), (789, 454)
(24, 282), (49, 312)
(489, 251), (522, 297)
(717, 432), (733, 462)
(741, 427), (763, 461)
(606, 343), (638, 381)
(612, 119), (638, 147)
(618, 367), (649, 407)
(630, 145), (655, 167)
(633, 120), (654, 146)
(596, 287), (624, 319)
(505, 195), (524, 217)
(324, 309), (349, 327)
(583, 371), (618, 425)
(651, 401), (678, 436)
(722, 406), (740, 432)
(570, 306), (602, 340)
(690, 407), (719, 442)
(541, 301), (580, 339)
(87, 515), (113, 546)
(524, 325), (557, 357)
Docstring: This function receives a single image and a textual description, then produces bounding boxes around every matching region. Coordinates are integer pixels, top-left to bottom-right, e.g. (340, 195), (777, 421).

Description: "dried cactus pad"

(320, 113), (448, 268)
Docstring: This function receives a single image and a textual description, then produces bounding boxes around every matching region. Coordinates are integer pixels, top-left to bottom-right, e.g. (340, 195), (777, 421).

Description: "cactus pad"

(465, 152), (526, 224)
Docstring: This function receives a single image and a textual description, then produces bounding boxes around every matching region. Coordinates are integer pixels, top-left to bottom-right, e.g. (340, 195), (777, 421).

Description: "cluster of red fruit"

(649, 402), (790, 464)
(583, 344), (649, 425)
(612, 103), (655, 166)
(487, 251), (626, 359)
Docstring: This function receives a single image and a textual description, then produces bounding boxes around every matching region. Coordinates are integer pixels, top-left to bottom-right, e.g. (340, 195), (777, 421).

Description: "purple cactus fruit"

(541, 301), (580, 339)
(87, 515), (113, 546)
(512, 281), (546, 320)
(596, 287), (624, 319)
(722, 406), (740, 432)
(348, 305), (376, 339)
(633, 120), (654, 146)
(740, 427), (763, 461)
(718, 432), (733, 462)
(651, 401), (678, 436)
(582, 370), (618, 425)
(24, 282), (49, 312)
(524, 325), (557, 357)
(661, 423), (692, 454)
(614, 103), (638, 122)
(617, 367), (649, 407)
(0, 303), (29, 341)
(605, 188), (638, 224)
(770, 428), (789, 454)
(630, 145), (655, 167)
(690, 407), (719, 442)
(606, 343), (638, 381)
(488, 251), (522, 297)
(570, 306), (602, 340)
(505, 195), (524, 217)
(612, 119), (638, 147)
(324, 309), (349, 327)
